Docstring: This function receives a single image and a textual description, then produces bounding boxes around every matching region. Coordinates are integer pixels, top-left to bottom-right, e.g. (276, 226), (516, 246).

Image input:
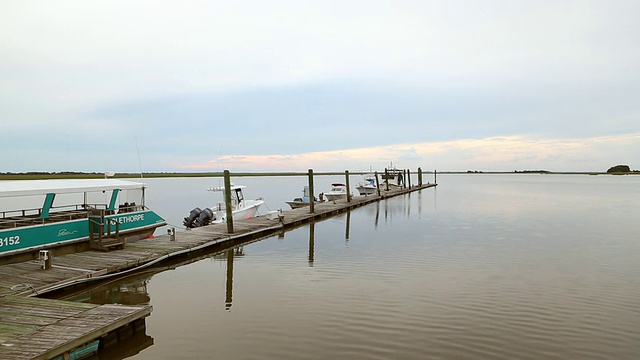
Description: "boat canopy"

(207, 184), (246, 192)
(0, 179), (146, 198)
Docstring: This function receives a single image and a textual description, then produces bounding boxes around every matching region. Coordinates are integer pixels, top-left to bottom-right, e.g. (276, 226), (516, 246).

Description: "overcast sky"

(2, 0), (639, 173)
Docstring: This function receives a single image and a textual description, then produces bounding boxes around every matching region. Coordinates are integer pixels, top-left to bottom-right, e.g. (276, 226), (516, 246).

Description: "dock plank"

(0, 296), (150, 360)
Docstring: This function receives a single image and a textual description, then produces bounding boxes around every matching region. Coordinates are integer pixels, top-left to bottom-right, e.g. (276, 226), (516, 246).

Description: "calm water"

(70, 174), (640, 359)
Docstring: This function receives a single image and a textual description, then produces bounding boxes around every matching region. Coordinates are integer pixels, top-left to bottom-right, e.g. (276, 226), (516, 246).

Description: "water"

(69, 174), (640, 359)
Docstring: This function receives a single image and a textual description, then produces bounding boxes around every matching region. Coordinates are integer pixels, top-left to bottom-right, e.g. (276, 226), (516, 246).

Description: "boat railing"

(0, 203), (101, 229)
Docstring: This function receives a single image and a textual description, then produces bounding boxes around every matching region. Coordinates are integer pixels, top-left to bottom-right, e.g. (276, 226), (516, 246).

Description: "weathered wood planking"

(0, 296), (150, 360)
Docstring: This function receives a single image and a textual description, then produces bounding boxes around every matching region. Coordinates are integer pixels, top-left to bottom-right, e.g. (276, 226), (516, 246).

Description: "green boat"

(0, 179), (166, 264)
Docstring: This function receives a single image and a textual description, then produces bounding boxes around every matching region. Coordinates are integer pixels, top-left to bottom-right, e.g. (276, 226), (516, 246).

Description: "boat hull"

(324, 193), (347, 201)
(356, 186), (377, 196)
(211, 200), (264, 223)
(286, 201), (310, 209)
(0, 210), (166, 258)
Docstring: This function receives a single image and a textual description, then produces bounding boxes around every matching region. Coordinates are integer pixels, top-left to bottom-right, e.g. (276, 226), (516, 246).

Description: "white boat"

(0, 179), (167, 262)
(183, 184), (264, 228)
(286, 185), (317, 209)
(324, 183), (351, 201)
(356, 175), (377, 196)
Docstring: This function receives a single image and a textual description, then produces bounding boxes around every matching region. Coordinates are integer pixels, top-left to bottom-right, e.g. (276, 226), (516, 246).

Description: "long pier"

(0, 181), (436, 359)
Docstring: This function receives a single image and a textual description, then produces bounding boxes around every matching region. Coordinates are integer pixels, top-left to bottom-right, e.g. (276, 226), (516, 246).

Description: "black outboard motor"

(194, 207), (214, 227)
(183, 207), (202, 228)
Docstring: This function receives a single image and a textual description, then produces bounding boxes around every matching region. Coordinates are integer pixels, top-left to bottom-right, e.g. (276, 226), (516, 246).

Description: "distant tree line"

(606, 165), (638, 173)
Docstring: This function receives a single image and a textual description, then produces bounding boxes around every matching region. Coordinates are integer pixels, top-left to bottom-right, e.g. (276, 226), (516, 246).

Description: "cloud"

(176, 133), (640, 173)
(1, 1), (639, 173)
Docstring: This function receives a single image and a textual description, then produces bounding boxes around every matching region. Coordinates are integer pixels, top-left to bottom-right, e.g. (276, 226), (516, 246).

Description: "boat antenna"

(135, 135), (143, 178)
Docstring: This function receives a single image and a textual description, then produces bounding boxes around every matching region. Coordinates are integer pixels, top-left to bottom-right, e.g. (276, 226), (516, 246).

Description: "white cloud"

(1, 1), (639, 172)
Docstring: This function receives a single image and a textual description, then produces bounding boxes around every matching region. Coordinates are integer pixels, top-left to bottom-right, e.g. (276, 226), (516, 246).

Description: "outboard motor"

(194, 207), (214, 227)
(183, 207), (202, 228)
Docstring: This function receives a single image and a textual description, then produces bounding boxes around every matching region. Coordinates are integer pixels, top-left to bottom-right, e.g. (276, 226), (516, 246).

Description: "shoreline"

(1, 171), (638, 180)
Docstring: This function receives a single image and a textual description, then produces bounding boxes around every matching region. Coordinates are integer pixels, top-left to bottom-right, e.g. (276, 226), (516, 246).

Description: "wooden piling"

(385, 169), (390, 191)
(224, 170), (234, 233)
(345, 170), (352, 202)
(418, 167), (422, 186)
(308, 169), (315, 213)
(375, 171), (381, 196)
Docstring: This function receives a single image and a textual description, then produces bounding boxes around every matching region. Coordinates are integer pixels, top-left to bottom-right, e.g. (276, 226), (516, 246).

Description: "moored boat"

(355, 174), (377, 196)
(324, 183), (351, 201)
(381, 162), (402, 181)
(0, 179), (167, 263)
(183, 184), (264, 228)
(286, 185), (318, 209)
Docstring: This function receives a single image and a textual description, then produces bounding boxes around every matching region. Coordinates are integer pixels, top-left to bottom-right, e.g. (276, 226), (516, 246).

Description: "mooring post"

(308, 169), (315, 213)
(385, 168), (390, 191)
(345, 170), (352, 202)
(434, 169), (437, 184)
(408, 169), (411, 188)
(375, 171), (381, 196)
(418, 167), (422, 186)
(223, 170), (234, 233)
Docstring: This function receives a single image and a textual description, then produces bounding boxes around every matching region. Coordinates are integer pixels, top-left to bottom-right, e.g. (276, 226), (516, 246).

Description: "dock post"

(404, 169), (408, 188)
(434, 169), (437, 184)
(407, 169), (411, 188)
(374, 171), (381, 196)
(308, 169), (315, 213)
(224, 170), (234, 233)
(168, 227), (176, 241)
(385, 169), (389, 191)
(345, 170), (352, 202)
(418, 167), (422, 186)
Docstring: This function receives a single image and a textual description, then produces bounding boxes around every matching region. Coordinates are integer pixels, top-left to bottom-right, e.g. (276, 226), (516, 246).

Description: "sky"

(2, 0), (639, 173)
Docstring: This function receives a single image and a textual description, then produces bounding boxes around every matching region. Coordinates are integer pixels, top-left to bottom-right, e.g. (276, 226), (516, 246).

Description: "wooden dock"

(0, 296), (149, 360)
(0, 182), (435, 359)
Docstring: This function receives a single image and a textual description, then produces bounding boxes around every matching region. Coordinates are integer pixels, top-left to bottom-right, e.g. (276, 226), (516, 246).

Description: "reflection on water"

(63, 175), (640, 359)
(93, 332), (154, 360)
(225, 249), (234, 310)
(65, 273), (152, 306)
(309, 222), (315, 265)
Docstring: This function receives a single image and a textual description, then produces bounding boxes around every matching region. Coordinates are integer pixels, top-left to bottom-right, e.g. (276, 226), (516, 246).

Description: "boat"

(380, 162), (405, 186)
(183, 184), (264, 228)
(286, 185), (317, 209)
(324, 183), (351, 201)
(381, 162), (402, 181)
(0, 179), (167, 262)
(355, 175), (378, 196)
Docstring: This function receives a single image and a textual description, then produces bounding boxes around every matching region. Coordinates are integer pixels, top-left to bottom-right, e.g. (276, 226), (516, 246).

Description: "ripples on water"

(72, 175), (640, 359)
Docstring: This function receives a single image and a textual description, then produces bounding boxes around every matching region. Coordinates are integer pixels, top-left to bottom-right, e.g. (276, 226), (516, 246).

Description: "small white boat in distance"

(286, 185), (317, 209)
(324, 183), (351, 201)
(356, 175), (377, 196)
(183, 184), (264, 228)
